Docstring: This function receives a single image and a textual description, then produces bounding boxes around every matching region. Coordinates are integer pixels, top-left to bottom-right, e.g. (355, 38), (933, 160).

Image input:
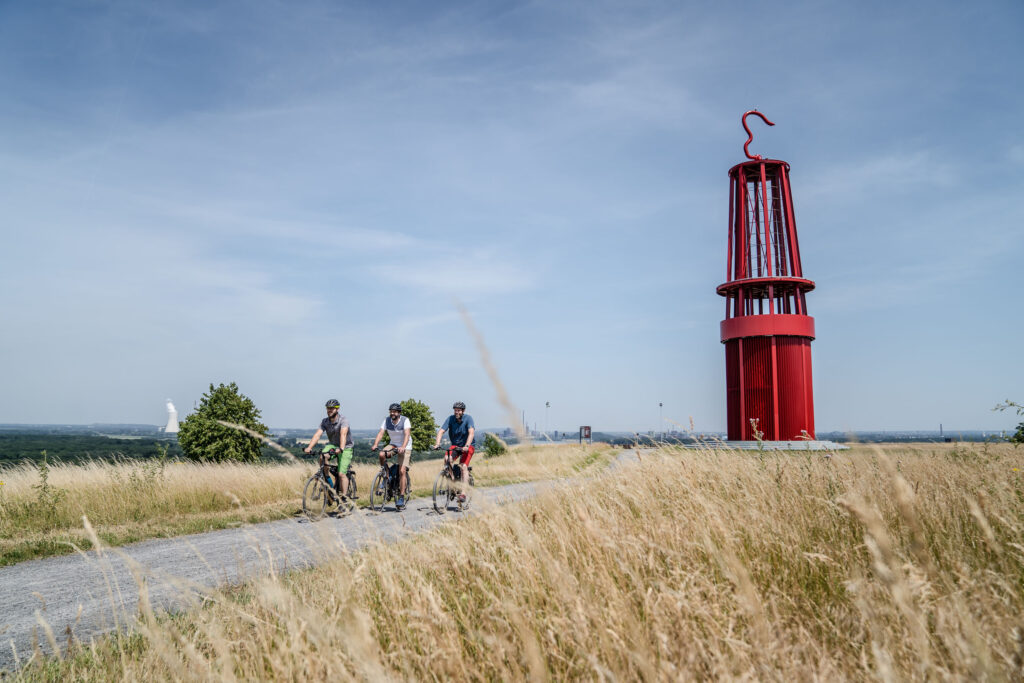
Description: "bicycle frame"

(369, 450), (412, 511)
(433, 447), (474, 514)
(444, 446), (474, 485)
(308, 447), (357, 505)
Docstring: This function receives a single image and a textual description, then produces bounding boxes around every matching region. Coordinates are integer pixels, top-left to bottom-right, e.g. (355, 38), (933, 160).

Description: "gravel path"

(0, 477), (557, 672)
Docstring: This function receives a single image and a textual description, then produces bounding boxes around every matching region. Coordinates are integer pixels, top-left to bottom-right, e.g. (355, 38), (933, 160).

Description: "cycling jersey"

(442, 414), (476, 447)
(320, 414), (354, 448)
(381, 415), (413, 451)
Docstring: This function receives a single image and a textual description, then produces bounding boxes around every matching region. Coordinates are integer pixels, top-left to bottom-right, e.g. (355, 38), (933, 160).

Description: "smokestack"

(165, 399), (179, 434)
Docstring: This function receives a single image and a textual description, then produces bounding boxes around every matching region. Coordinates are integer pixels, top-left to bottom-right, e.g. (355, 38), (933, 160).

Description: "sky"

(1, 0), (1022, 434)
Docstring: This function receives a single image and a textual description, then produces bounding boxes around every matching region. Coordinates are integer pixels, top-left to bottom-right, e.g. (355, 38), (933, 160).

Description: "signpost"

(579, 426), (592, 444)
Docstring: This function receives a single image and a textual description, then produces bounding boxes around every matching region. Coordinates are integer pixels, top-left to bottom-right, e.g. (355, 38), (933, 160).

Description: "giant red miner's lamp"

(718, 111), (815, 440)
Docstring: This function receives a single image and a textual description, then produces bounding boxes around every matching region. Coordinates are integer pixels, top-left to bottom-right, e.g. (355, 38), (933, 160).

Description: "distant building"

(164, 399), (179, 434)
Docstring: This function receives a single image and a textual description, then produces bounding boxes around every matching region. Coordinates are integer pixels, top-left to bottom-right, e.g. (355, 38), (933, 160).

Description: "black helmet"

(325, 399), (340, 409)
(453, 401), (466, 410)
(388, 402), (402, 412)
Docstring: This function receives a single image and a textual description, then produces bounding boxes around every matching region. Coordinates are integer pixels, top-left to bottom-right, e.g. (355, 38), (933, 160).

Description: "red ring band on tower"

(721, 314), (815, 342)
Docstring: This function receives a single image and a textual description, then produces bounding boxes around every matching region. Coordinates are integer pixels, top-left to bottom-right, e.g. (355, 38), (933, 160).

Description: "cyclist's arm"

(401, 426), (411, 452)
(305, 429), (324, 453)
(434, 427), (446, 449)
(465, 426), (475, 450)
(371, 428), (385, 450)
(339, 426), (349, 451)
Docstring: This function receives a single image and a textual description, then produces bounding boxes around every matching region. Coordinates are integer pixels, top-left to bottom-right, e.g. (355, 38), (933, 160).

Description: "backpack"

(389, 463), (400, 493)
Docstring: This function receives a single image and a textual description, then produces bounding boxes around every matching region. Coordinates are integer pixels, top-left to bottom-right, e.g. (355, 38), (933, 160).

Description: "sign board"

(579, 426), (591, 443)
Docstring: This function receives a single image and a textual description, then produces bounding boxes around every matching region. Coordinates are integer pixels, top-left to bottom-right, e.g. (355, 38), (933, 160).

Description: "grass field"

(17, 441), (1024, 680)
(0, 443), (613, 566)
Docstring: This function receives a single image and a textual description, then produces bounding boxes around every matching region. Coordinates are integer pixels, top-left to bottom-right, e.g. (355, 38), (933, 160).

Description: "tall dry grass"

(0, 458), (314, 566)
(0, 444), (610, 565)
(20, 441), (1024, 680)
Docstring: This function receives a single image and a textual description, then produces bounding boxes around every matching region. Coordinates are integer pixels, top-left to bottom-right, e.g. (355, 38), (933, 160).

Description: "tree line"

(0, 434), (184, 466)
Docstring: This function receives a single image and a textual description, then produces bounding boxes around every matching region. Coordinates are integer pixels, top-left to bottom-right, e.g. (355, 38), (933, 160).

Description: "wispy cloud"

(802, 151), (958, 205)
(374, 253), (536, 295)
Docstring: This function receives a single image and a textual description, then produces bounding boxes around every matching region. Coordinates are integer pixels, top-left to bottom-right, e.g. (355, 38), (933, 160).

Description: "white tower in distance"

(165, 399), (179, 434)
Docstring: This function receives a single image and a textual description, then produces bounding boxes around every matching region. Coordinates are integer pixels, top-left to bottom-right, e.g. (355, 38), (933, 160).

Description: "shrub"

(178, 383), (268, 462)
(483, 432), (508, 457)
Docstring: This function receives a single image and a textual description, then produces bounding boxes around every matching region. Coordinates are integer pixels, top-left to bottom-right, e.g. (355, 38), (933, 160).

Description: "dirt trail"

(1, 449), (641, 672)
(0, 478), (548, 671)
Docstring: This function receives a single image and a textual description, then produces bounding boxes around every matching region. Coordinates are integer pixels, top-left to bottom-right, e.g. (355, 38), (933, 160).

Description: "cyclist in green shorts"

(304, 399), (355, 503)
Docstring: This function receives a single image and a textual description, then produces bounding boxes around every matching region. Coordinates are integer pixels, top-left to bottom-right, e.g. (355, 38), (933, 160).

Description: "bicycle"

(369, 445), (413, 511)
(302, 446), (358, 521)
(432, 445), (475, 514)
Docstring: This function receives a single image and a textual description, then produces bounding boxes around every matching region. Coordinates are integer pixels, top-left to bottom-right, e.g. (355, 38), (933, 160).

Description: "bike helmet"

(453, 401), (466, 410)
(325, 399), (340, 409)
(388, 402), (402, 412)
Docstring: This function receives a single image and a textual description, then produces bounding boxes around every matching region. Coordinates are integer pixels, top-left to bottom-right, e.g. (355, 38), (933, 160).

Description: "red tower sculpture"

(718, 111), (815, 441)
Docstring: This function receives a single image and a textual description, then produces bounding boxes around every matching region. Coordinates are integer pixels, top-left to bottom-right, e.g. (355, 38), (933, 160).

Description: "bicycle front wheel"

(433, 470), (452, 514)
(370, 471), (388, 512)
(302, 475), (328, 521)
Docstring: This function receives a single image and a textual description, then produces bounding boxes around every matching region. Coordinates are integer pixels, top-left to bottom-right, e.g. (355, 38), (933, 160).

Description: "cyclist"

(371, 402), (413, 510)
(434, 401), (475, 503)
(304, 399), (354, 505)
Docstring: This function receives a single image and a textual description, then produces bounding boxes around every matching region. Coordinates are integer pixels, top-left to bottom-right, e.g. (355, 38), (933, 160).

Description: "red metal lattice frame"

(718, 112), (816, 440)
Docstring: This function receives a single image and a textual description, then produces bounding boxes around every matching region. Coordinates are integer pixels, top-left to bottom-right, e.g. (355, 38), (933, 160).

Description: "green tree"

(483, 432), (508, 457)
(379, 399), (437, 452)
(178, 383), (269, 462)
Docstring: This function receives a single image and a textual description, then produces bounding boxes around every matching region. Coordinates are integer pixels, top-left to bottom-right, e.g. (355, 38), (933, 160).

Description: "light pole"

(659, 402), (663, 440)
(545, 401), (550, 438)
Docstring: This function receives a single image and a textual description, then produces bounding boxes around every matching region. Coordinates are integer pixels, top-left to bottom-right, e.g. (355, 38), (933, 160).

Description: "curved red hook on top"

(742, 110), (775, 160)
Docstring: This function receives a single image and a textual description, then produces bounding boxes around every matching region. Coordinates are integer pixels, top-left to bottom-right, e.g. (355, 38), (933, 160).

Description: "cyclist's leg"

(459, 446), (475, 487)
(381, 446), (397, 493)
(398, 448), (411, 496)
(324, 448), (341, 497)
(335, 447), (354, 497)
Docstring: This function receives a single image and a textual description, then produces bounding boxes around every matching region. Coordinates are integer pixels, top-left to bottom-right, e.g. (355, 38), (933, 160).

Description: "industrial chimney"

(164, 399), (179, 434)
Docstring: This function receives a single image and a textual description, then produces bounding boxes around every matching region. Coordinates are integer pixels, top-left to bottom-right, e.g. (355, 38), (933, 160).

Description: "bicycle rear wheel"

(347, 469), (358, 500)
(302, 475), (328, 521)
(433, 470), (452, 514)
(369, 471), (388, 512)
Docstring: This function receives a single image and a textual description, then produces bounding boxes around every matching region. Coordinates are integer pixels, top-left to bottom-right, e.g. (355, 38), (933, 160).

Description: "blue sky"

(1, 0), (1021, 433)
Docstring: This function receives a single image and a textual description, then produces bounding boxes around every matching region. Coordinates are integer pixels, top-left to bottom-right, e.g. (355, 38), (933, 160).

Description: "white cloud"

(801, 151), (958, 205)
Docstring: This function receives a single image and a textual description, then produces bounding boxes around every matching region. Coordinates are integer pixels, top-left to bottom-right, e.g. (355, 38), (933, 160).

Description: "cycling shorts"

(382, 445), (411, 469)
(449, 445), (475, 465)
(326, 447), (354, 472)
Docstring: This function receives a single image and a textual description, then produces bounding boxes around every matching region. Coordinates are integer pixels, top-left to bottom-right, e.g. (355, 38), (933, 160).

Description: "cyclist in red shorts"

(433, 401), (475, 503)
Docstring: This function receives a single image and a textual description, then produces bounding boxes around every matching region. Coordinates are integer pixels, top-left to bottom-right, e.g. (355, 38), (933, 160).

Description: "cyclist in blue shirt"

(433, 401), (475, 503)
